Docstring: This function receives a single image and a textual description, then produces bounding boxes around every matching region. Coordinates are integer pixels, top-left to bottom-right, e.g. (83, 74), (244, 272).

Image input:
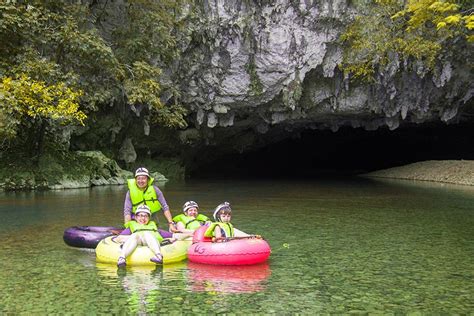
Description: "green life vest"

(173, 214), (209, 230)
(127, 178), (162, 214)
(128, 220), (163, 241)
(204, 222), (234, 238)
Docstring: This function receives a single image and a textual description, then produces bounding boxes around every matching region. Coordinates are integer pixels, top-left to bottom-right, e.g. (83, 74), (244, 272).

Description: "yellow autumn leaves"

(392, 0), (473, 42)
(0, 75), (86, 138)
(340, 0), (473, 80)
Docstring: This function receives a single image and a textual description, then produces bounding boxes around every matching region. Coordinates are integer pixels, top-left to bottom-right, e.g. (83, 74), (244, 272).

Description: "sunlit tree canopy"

(340, 0), (473, 80)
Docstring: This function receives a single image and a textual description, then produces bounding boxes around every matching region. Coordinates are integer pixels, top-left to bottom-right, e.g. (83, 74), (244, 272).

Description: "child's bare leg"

(233, 228), (249, 237)
(115, 234), (130, 243)
(142, 232), (162, 256)
(120, 233), (139, 258)
(175, 222), (197, 235)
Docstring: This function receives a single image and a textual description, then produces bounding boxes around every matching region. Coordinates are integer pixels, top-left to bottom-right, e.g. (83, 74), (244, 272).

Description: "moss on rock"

(0, 150), (168, 191)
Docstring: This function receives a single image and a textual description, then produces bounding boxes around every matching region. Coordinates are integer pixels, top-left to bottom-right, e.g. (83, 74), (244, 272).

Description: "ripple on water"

(0, 179), (473, 313)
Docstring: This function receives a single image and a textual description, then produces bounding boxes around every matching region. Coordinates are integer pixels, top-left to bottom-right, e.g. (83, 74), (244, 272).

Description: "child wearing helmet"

(205, 202), (258, 241)
(117, 205), (165, 267)
(172, 201), (211, 234)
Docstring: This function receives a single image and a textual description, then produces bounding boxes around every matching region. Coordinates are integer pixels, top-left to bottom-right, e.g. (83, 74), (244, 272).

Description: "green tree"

(109, 0), (189, 128)
(340, 0), (473, 80)
(0, 75), (85, 160)
(0, 0), (190, 161)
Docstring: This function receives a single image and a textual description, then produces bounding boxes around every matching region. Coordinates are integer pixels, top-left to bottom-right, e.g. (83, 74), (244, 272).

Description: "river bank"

(0, 150), (176, 191)
(363, 160), (474, 186)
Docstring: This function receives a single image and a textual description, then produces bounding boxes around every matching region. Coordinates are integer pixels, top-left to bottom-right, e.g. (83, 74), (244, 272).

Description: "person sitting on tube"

(204, 202), (261, 242)
(173, 200), (211, 235)
(117, 205), (165, 267)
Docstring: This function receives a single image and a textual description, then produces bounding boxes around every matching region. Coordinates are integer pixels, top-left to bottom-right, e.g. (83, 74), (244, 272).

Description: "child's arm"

(233, 228), (250, 237)
(172, 232), (192, 240)
(214, 226), (222, 239)
(175, 222), (195, 234)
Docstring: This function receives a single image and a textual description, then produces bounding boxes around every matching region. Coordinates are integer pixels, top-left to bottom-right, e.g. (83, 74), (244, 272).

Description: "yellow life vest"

(128, 220), (163, 241)
(173, 214), (209, 230)
(127, 178), (162, 214)
(204, 222), (234, 238)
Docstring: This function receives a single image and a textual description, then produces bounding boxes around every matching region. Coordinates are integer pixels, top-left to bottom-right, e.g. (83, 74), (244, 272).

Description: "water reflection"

(1, 178), (472, 313)
(367, 177), (474, 194)
(95, 262), (187, 314)
(96, 263), (161, 314)
(186, 262), (271, 294)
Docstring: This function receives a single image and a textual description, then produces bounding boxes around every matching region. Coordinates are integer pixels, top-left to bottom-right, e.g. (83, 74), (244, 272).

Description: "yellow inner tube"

(96, 236), (192, 265)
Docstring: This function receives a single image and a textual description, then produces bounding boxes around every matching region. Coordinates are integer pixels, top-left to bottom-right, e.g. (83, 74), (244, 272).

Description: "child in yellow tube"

(117, 205), (164, 267)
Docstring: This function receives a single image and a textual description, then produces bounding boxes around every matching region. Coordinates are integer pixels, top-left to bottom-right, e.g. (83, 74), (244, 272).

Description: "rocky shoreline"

(0, 150), (169, 191)
(2, 156), (473, 191)
(363, 160), (474, 186)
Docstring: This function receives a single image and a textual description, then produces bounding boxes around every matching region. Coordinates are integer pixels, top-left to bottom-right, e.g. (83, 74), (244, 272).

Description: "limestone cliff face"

(75, 0), (472, 166)
(168, 0), (472, 153)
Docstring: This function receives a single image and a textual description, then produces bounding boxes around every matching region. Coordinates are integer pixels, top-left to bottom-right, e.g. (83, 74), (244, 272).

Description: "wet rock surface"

(174, 0), (472, 155)
(0, 151), (167, 191)
(364, 160), (474, 186)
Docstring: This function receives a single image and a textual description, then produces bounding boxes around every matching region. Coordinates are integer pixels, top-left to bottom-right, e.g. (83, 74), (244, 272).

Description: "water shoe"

(150, 254), (163, 264)
(117, 256), (126, 268)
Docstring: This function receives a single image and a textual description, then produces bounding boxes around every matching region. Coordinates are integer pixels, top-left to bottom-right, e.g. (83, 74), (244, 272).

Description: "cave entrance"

(189, 123), (474, 179)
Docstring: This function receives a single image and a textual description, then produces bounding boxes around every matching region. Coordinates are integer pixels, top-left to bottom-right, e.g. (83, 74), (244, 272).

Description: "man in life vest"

(123, 167), (177, 234)
(173, 201), (211, 234)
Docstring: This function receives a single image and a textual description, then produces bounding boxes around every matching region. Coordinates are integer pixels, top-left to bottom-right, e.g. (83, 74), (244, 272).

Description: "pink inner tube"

(63, 226), (123, 249)
(187, 226), (271, 265)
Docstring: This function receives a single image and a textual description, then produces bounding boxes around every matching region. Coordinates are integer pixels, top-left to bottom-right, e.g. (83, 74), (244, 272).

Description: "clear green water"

(0, 178), (473, 314)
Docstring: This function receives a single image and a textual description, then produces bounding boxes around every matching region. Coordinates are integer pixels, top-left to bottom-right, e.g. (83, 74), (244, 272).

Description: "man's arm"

(123, 191), (132, 224)
(154, 186), (178, 232)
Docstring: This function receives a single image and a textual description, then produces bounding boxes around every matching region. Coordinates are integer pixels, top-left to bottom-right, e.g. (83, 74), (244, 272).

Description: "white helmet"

(183, 201), (199, 213)
(213, 202), (232, 222)
(135, 167), (150, 178)
(135, 204), (151, 216)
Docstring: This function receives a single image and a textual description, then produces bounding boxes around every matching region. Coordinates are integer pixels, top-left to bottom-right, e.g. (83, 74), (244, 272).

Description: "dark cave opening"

(190, 122), (474, 179)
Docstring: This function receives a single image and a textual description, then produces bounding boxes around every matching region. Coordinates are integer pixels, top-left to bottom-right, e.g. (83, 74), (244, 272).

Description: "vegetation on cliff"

(340, 0), (473, 80)
(0, 0), (190, 160)
(0, 1), (471, 190)
(0, 0), (193, 188)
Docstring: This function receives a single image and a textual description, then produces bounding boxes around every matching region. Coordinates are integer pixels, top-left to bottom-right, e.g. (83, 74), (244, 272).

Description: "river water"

(0, 178), (472, 314)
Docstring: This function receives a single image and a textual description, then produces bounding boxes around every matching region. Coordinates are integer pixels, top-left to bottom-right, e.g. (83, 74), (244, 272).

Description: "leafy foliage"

(0, 0), (190, 157)
(0, 75), (85, 139)
(340, 0), (473, 80)
(108, 0), (189, 128)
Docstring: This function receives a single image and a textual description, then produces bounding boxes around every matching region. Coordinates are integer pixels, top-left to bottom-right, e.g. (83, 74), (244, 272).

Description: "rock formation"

(169, 0), (472, 154)
(75, 0), (472, 171)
